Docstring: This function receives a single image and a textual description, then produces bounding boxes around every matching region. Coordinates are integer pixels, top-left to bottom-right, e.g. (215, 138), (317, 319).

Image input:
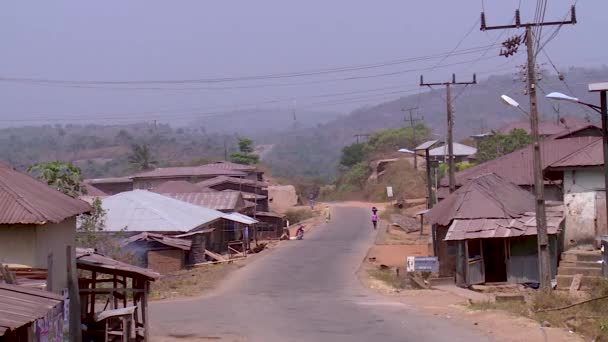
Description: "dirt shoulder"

(358, 218), (584, 342)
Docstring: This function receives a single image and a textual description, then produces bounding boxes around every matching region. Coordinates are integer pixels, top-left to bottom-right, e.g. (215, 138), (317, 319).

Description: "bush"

(285, 209), (314, 224)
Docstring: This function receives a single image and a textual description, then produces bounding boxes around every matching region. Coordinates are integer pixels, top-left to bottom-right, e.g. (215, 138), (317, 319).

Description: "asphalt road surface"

(151, 206), (488, 342)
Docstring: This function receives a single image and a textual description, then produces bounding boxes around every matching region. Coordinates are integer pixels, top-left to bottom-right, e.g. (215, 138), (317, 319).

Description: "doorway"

(482, 239), (507, 283)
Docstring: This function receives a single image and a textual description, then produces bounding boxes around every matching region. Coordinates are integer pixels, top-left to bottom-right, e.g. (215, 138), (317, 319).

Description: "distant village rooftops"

(85, 176), (132, 184)
(428, 143), (477, 157)
(197, 175), (268, 188)
(131, 165), (246, 179)
(0, 162), (91, 225)
(498, 116), (590, 136)
(151, 180), (216, 194)
(163, 191), (246, 212)
(205, 161), (258, 172)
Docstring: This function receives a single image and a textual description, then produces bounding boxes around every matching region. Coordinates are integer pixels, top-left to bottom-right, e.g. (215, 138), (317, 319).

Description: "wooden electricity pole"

(420, 74), (476, 193)
(402, 107), (423, 169)
(481, 6), (577, 290)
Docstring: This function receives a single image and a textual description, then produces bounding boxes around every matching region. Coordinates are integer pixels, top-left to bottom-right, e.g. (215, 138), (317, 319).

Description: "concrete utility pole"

(420, 74), (476, 193)
(481, 6), (577, 290)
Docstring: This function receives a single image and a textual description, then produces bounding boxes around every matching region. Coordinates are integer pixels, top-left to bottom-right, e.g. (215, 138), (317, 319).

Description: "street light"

(547, 86), (608, 251)
(545, 92), (602, 113)
(501, 95), (529, 116)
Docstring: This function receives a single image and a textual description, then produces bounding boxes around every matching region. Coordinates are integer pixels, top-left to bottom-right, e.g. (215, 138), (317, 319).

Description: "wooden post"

(90, 271), (96, 314)
(0, 264), (16, 284)
(142, 281), (150, 342)
(66, 245), (82, 342)
(46, 253), (53, 292)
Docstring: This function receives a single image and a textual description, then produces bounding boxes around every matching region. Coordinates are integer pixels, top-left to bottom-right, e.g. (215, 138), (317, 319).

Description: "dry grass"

(150, 263), (238, 300)
(284, 208), (316, 224)
(368, 268), (406, 290)
(469, 279), (608, 341)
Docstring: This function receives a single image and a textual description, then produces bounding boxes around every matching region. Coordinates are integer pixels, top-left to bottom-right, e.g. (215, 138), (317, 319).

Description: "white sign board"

(386, 186), (393, 198)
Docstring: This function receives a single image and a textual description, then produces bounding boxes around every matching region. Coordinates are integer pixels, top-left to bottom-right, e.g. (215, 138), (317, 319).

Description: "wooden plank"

(79, 288), (144, 294)
(204, 250), (227, 262)
(46, 253), (53, 292)
(143, 281), (149, 342)
(0, 264), (17, 284)
(67, 245), (83, 342)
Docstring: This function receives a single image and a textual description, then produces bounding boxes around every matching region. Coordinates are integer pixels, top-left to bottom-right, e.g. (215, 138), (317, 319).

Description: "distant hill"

(264, 67), (608, 180)
(192, 108), (342, 135)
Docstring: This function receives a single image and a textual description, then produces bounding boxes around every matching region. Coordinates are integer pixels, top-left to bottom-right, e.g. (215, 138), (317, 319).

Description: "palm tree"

(128, 144), (157, 171)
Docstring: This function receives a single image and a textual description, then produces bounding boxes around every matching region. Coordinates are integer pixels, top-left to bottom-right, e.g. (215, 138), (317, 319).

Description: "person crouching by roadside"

(324, 206), (331, 223)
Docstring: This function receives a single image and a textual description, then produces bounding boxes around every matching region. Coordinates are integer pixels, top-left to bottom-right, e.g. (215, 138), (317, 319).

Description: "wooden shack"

(76, 249), (160, 341)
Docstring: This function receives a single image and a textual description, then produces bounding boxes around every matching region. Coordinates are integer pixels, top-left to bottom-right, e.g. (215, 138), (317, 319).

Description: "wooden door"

(466, 240), (485, 285)
(596, 192), (608, 237)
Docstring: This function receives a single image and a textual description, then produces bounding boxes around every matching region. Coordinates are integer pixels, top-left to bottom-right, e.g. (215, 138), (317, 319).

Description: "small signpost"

(406, 256), (439, 273)
(386, 186), (394, 198)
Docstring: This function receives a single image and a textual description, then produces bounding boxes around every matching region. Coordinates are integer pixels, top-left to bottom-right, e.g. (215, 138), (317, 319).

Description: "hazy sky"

(0, 1), (605, 126)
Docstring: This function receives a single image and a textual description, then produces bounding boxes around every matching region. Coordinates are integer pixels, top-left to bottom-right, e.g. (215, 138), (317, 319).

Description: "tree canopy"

(128, 144), (157, 171)
(476, 129), (532, 163)
(28, 161), (86, 197)
(230, 137), (259, 165)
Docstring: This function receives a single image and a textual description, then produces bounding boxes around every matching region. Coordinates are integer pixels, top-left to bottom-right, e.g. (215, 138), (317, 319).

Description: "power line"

(0, 45), (502, 87)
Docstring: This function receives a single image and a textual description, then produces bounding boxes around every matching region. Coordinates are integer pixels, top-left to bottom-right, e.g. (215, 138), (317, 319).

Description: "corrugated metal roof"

(445, 204), (563, 241)
(255, 211), (285, 218)
(427, 173), (535, 226)
(225, 212), (258, 225)
(83, 183), (107, 196)
(85, 177), (132, 184)
(415, 140), (440, 151)
(440, 136), (600, 187)
(222, 190), (267, 200)
(163, 191), (243, 211)
(197, 176), (268, 188)
(206, 161), (257, 172)
(0, 163), (91, 225)
(76, 248), (160, 280)
(498, 116), (589, 136)
(0, 283), (63, 336)
(549, 124), (601, 140)
(121, 232), (192, 250)
(131, 166), (245, 179)
(100, 190), (225, 232)
(428, 143), (477, 157)
(151, 180), (216, 194)
(547, 138), (603, 169)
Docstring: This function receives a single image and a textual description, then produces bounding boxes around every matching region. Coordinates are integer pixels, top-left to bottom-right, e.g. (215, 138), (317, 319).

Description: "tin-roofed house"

(0, 162), (91, 293)
(425, 173), (564, 286)
(131, 165), (246, 191)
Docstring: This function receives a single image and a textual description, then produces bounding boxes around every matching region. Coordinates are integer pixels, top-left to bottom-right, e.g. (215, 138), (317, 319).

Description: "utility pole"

(353, 134), (370, 144)
(481, 6), (577, 290)
(402, 107), (423, 169)
(420, 74), (477, 193)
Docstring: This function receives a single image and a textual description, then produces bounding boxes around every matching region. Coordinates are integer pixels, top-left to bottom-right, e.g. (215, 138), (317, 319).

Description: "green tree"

(476, 129), (532, 162)
(340, 162), (370, 189)
(238, 138), (255, 153)
(340, 143), (366, 167)
(230, 137), (259, 165)
(456, 161), (476, 171)
(28, 161), (86, 197)
(128, 144), (157, 171)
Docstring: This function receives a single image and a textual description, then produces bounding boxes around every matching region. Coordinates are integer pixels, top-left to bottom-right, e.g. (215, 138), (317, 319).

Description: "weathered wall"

(0, 225), (37, 267)
(147, 249), (184, 274)
(0, 218), (76, 293)
(35, 218), (76, 292)
(563, 168), (604, 247)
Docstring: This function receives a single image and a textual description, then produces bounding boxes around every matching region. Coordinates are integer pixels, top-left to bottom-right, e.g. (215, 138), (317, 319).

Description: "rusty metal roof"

(415, 140), (440, 151)
(197, 176), (268, 188)
(444, 203), (563, 241)
(151, 180), (217, 194)
(498, 116), (589, 136)
(440, 136), (600, 188)
(222, 190), (267, 200)
(131, 165), (245, 179)
(0, 283), (63, 336)
(205, 161), (258, 172)
(428, 143), (477, 157)
(76, 248), (160, 280)
(547, 138), (603, 169)
(83, 183), (107, 196)
(0, 163), (91, 225)
(427, 173), (535, 226)
(163, 191), (244, 211)
(85, 177), (133, 184)
(121, 232), (192, 250)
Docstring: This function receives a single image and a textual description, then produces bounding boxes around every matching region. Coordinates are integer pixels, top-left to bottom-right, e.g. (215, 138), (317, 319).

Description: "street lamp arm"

(579, 101), (602, 113)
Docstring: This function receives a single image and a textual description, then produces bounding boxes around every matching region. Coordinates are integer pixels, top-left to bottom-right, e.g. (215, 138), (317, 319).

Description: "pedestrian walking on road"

(324, 206), (331, 223)
(309, 193), (315, 210)
(371, 212), (378, 230)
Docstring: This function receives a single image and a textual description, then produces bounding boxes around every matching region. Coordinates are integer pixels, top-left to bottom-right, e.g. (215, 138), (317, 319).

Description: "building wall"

(147, 249), (185, 274)
(91, 182), (132, 195)
(563, 168), (604, 247)
(0, 218), (76, 293)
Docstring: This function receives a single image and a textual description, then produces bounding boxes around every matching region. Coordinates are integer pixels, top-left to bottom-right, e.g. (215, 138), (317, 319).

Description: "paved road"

(151, 206), (487, 342)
